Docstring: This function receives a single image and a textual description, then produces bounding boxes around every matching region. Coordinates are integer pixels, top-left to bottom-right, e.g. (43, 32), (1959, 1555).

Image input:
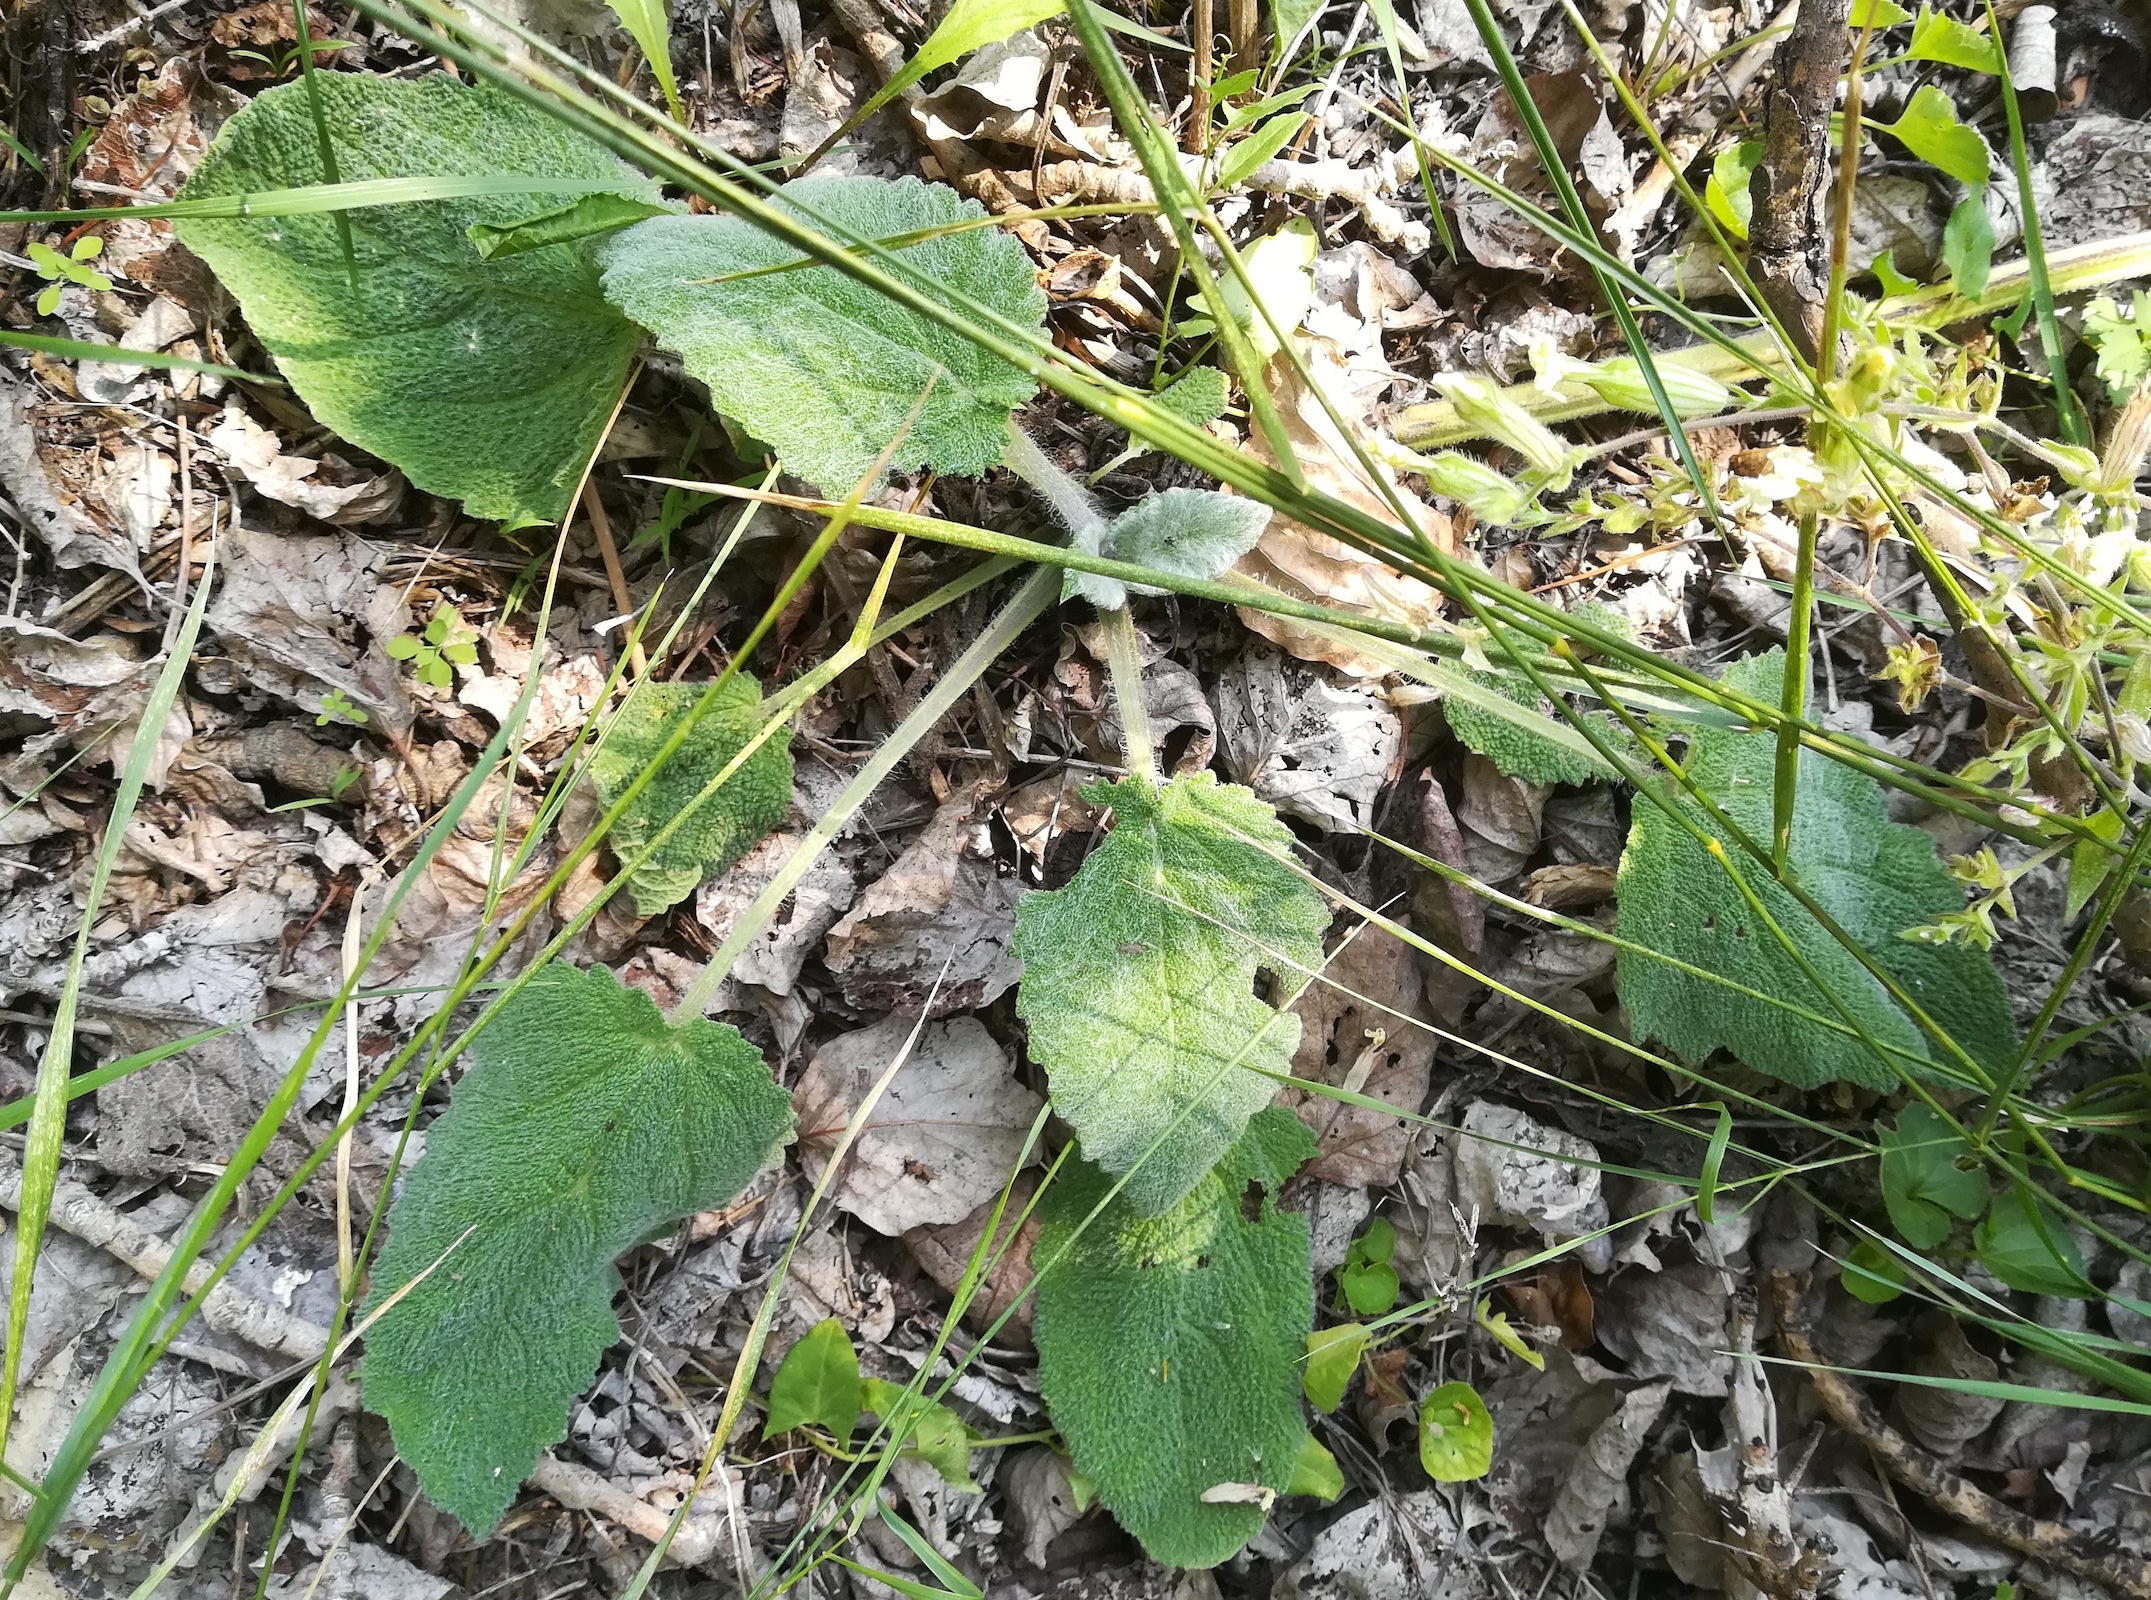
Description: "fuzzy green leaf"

(1157, 366), (1231, 428)
(1615, 650), (2015, 1090)
(588, 678), (795, 916)
(597, 176), (1046, 492)
(1034, 1107), (1318, 1568)
(1068, 487), (1274, 608)
(174, 75), (652, 529)
(766, 1318), (862, 1438)
(1012, 773), (1329, 1216)
(362, 962), (793, 1534)
(1445, 665), (1607, 786)
(1879, 1104), (1988, 1248)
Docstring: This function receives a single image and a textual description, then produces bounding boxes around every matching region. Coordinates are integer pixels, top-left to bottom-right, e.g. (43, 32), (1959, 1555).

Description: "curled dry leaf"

(1233, 354), (1453, 676)
(1596, 1261), (1737, 1398)
(1452, 1100), (1611, 1248)
(793, 1013), (1043, 1236)
(208, 406), (404, 525)
(1215, 644), (1403, 832)
(1544, 1380), (1673, 1571)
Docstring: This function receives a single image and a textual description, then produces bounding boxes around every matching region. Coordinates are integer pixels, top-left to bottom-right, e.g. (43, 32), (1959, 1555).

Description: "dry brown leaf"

(1233, 353), (1453, 675)
(1280, 928), (1436, 1189)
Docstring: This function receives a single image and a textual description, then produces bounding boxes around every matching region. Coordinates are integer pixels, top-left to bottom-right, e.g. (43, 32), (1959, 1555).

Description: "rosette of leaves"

(1034, 1107), (1318, 1567)
(597, 175), (1047, 491)
(1616, 649), (2015, 1089)
(362, 962), (792, 1533)
(587, 678), (794, 916)
(174, 74), (658, 528)
(1012, 772), (1328, 1216)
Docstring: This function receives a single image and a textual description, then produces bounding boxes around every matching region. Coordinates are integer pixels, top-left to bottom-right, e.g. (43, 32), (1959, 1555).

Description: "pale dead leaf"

(794, 1013), (1043, 1236)
(1281, 928), (1436, 1188)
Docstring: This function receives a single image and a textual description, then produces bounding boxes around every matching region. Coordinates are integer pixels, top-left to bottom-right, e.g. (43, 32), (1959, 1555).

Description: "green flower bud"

(1430, 373), (1577, 482)
(1577, 358), (1734, 417)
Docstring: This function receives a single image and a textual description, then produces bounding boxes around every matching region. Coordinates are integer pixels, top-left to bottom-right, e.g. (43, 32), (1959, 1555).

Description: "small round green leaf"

(1418, 1382), (1494, 1482)
(1841, 1237), (1908, 1304)
(1879, 1105), (1988, 1249)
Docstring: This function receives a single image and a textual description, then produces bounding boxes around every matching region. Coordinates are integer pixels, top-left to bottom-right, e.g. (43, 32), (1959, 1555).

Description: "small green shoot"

(26, 236), (112, 315)
(385, 604), (480, 689)
(1338, 1217), (1400, 1316)
(316, 687), (369, 726)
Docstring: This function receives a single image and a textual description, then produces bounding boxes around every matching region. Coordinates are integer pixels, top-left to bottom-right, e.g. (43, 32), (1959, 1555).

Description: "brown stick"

(1187, 0), (1212, 154)
(1769, 1271), (2151, 1599)
(1228, 0), (1257, 75)
(1746, 0), (1851, 362)
(582, 479), (648, 679)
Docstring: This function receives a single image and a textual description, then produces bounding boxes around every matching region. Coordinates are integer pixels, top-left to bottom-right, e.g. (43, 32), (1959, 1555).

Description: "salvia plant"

(8, 0), (2151, 1584)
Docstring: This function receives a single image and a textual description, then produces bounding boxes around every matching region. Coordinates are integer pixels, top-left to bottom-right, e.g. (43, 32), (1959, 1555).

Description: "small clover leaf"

(316, 687), (369, 727)
(385, 604), (479, 689)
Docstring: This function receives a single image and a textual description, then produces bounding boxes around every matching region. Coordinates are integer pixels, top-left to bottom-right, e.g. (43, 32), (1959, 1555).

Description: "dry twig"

(1769, 1271), (2151, 1599)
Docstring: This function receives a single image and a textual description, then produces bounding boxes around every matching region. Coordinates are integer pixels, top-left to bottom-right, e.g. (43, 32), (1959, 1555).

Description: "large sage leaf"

(597, 175), (1046, 492)
(1035, 1107), (1317, 1568)
(362, 962), (792, 1533)
(176, 75), (654, 528)
(1012, 773), (1329, 1216)
(1616, 649), (2015, 1089)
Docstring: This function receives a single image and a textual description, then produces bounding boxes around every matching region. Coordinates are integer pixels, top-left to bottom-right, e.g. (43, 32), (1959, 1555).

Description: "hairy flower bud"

(1576, 358), (1734, 418)
(1429, 373), (1578, 483)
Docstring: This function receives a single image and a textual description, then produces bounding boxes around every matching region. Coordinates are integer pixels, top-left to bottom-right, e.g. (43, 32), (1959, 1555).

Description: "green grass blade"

(0, 545), (218, 1473)
(607, 0), (682, 116)
(289, 0), (362, 309)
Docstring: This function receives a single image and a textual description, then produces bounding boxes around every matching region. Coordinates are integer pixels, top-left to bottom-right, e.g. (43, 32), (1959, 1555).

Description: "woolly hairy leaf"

(588, 679), (794, 916)
(1065, 488), (1271, 609)
(362, 962), (792, 1534)
(1012, 773), (1329, 1216)
(597, 176), (1045, 492)
(175, 75), (652, 529)
(1444, 665), (1605, 786)
(1615, 650), (2015, 1089)
(1035, 1107), (1317, 1568)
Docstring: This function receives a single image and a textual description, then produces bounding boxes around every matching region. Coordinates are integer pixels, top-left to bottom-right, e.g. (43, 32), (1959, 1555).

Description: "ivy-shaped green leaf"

(1012, 773), (1329, 1216)
(1615, 650), (2016, 1090)
(1034, 1107), (1318, 1568)
(1879, 1104), (1988, 1248)
(766, 1317), (862, 1438)
(1878, 86), (1991, 189)
(1417, 1381), (1493, 1481)
(597, 176), (1046, 492)
(588, 679), (794, 916)
(362, 962), (793, 1534)
(175, 75), (655, 528)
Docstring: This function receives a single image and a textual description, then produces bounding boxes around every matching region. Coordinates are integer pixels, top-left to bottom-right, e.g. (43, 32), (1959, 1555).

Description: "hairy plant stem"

(1098, 602), (1159, 785)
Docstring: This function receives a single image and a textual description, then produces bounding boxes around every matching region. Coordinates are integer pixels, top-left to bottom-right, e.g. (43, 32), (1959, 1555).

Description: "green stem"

(1099, 603), (1159, 786)
(1772, 508), (1819, 869)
